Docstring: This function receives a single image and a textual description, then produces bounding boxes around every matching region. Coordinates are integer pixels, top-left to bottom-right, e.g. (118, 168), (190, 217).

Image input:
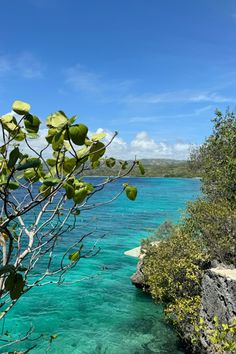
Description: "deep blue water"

(2, 178), (200, 354)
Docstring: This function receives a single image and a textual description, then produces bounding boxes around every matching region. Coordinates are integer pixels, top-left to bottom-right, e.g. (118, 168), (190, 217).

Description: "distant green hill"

(83, 158), (200, 178)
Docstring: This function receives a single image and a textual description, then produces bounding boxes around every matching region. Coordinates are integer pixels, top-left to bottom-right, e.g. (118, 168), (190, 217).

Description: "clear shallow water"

(3, 178), (200, 354)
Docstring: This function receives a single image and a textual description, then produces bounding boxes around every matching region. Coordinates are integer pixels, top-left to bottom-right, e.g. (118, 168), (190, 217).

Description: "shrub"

(142, 227), (207, 303)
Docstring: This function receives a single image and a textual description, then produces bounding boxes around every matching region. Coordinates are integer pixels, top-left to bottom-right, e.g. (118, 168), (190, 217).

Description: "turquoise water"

(3, 178), (200, 354)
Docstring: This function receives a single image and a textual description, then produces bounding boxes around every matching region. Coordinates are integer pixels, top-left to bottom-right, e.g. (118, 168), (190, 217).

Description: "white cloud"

(124, 90), (233, 104)
(127, 116), (160, 123)
(0, 53), (43, 79)
(0, 56), (11, 75)
(65, 64), (101, 93)
(64, 63), (135, 99)
(125, 105), (213, 124)
(16, 53), (43, 79)
(1, 121), (193, 161)
(95, 129), (194, 160)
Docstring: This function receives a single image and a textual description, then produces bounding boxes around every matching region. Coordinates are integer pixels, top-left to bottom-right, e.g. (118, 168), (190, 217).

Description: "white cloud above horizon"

(4, 127), (194, 161)
(123, 90), (233, 105)
(102, 129), (195, 160)
(64, 63), (135, 98)
(63, 63), (234, 107)
(0, 53), (43, 79)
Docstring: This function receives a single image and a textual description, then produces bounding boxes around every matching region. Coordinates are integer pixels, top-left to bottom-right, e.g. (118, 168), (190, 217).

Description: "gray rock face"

(131, 260), (146, 289)
(131, 253), (236, 353)
(200, 267), (236, 353)
(201, 268), (236, 324)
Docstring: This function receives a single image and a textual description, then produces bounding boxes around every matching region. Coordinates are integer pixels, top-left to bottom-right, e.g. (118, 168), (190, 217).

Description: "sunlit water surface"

(4, 178), (200, 354)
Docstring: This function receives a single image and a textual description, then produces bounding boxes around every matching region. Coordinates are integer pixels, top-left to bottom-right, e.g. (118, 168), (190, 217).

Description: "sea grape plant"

(0, 100), (141, 320)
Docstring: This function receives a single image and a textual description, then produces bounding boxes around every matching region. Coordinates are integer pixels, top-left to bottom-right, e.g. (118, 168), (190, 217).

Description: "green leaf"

(8, 181), (20, 190)
(125, 185), (137, 201)
(12, 100), (31, 115)
(89, 142), (106, 163)
(27, 132), (39, 139)
(73, 188), (88, 204)
(46, 128), (58, 143)
(1, 114), (14, 124)
(5, 273), (15, 291)
(121, 161), (128, 170)
(46, 158), (56, 167)
(0, 181), (20, 190)
(85, 183), (94, 193)
(84, 138), (93, 146)
(9, 273), (25, 300)
(63, 158), (76, 173)
(43, 177), (61, 186)
(17, 266), (27, 272)
(14, 130), (26, 142)
(137, 161), (145, 175)
(91, 160), (100, 169)
(69, 245), (83, 261)
(24, 114), (41, 134)
(69, 115), (77, 125)
(46, 112), (68, 129)
(0, 145), (6, 154)
(106, 158), (116, 168)
(69, 124), (88, 145)
(0, 264), (15, 276)
(63, 182), (74, 199)
(91, 132), (106, 141)
(76, 147), (90, 159)
(16, 158), (41, 171)
(52, 130), (64, 151)
(24, 166), (44, 182)
(8, 147), (20, 169)
(39, 184), (52, 197)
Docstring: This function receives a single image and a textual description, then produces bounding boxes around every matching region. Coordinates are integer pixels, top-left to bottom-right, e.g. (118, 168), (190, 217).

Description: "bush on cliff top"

(142, 110), (236, 351)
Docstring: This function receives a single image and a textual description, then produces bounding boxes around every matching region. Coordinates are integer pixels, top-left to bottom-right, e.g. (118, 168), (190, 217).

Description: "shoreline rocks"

(130, 245), (236, 354)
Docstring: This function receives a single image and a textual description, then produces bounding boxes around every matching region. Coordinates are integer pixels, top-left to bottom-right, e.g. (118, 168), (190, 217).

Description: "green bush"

(190, 110), (236, 207)
(143, 227), (206, 303)
(183, 199), (236, 265)
(142, 110), (236, 351)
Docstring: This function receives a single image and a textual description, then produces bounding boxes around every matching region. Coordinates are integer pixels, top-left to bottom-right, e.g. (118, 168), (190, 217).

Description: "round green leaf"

(12, 100), (31, 115)
(89, 142), (106, 163)
(8, 147), (20, 169)
(69, 124), (88, 145)
(46, 112), (68, 129)
(10, 273), (25, 300)
(63, 182), (75, 199)
(5, 273), (15, 291)
(73, 188), (88, 204)
(91, 132), (106, 141)
(8, 181), (20, 190)
(125, 185), (137, 201)
(52, 130), (64, 151)
(106, 158), (116, 168)
(24, 114), (41, 134)
(16, 158), (41, 171)
(137, 161), (145, 175)
(43, 177), (61, 186)
(69, 245), (83, 261)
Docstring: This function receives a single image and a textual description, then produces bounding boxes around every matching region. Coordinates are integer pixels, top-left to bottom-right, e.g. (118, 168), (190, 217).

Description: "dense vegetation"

(84, 158), (200, 177)
(142, 111), (236, 353)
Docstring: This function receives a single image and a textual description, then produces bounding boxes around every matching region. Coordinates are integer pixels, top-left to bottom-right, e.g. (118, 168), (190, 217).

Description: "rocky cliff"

(131, 259), (236, 353)
(200, 267), (236, 353)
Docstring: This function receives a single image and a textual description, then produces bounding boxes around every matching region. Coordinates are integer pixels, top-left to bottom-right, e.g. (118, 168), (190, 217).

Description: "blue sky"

(1, 0), (236, 159)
